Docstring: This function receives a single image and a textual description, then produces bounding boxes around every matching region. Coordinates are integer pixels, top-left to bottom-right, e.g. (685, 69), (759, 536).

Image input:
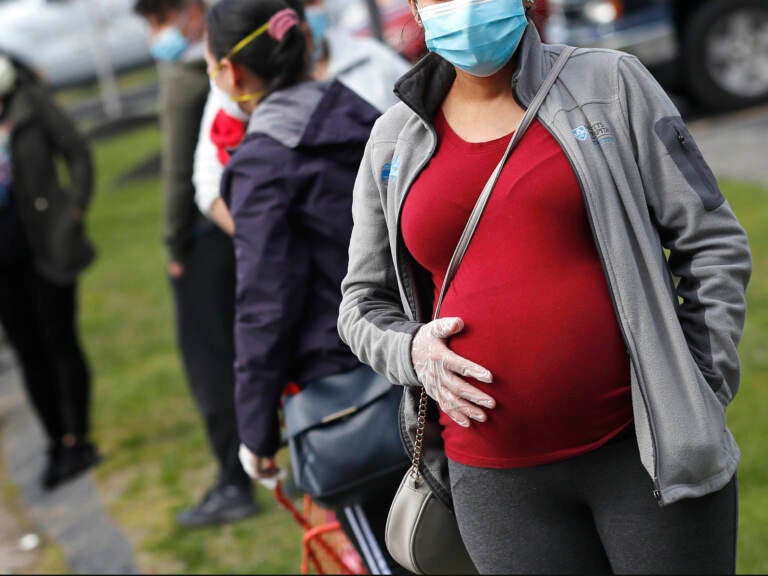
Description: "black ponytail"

(207, 0), (309, 95)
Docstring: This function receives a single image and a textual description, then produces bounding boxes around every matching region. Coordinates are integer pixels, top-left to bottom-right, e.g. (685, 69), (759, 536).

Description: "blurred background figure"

(302, 0), (411, 111)
(0, 53), (99, 491)
(193, 0), (411, 234)
(133, 0), (256, 528)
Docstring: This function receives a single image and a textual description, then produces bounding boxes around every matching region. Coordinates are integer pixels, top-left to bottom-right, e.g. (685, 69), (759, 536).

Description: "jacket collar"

(3, 84), (35, 130)
(393, 20), (549, 122)
(181, 41), (206, 64)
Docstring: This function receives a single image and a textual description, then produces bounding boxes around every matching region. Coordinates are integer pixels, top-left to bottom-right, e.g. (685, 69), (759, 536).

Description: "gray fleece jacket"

(338, 23), (751, 507)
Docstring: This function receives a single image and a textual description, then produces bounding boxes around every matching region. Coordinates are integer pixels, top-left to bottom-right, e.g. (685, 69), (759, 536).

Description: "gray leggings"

(449, 432), (737, 575)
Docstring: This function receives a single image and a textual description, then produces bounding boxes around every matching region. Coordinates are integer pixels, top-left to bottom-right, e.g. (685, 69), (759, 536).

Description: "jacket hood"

(393, 20), (551, 121)
(247, 79), (379, 150)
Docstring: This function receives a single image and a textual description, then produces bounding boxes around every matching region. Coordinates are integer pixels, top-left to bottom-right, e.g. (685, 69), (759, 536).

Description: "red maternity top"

(400, 111), (633, 467)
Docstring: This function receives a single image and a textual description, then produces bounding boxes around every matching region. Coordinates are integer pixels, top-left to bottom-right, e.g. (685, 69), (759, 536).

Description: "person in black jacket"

(0, 53), (98, 490)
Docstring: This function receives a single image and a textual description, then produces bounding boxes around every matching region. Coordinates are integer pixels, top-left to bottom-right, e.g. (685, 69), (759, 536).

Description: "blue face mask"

(418, 0), (528, 77)
(150, 26), (189, 62)
(305, 6), (330, 63)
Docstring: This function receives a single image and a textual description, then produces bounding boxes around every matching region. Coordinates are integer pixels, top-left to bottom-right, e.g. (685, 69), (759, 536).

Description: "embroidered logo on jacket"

(382, 155), (401, 184)
(572, 126), (589, 141)
(573, 123), (615, 146)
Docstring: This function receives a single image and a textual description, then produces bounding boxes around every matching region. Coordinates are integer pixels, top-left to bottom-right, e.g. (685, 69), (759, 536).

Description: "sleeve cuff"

(400, 326), (423, 387)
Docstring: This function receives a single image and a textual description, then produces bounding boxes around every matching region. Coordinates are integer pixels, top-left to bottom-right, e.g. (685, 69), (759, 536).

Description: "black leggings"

(449, 432), (737, 575)
(0, 259), (91, 443)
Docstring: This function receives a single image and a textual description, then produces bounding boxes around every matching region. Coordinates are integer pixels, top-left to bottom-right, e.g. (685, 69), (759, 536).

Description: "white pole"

(81, 0), (123, 119)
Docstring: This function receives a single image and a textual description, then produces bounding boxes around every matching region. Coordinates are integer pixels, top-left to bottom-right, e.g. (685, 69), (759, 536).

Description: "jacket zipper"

(393, 122), (437, 463)
(673, 126), (719, 203)
(390, 115), (458, 505)
(393, 123), (439, 322)
(539, 118), (664, 503)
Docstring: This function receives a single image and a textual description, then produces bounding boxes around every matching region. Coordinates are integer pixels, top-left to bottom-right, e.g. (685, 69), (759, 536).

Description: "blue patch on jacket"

(382, 155), (401, 184)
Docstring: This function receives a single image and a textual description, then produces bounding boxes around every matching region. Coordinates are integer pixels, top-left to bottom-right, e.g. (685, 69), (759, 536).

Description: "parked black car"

(545, 0), (768, 111)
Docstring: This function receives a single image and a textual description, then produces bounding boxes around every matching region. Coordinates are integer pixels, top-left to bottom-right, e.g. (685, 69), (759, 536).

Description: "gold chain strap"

(409, 388), (429, 480)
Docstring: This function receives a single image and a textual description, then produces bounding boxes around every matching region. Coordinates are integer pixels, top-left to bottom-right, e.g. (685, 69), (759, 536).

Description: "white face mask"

(209, 79), (251, 121)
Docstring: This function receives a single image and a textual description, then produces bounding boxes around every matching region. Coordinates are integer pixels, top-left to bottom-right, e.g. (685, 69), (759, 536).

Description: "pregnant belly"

(437, 269), (633, 467)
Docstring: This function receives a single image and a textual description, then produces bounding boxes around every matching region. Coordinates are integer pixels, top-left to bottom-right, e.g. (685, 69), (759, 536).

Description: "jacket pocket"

(50, 213), (94, 272)
(654, 116), (724, 211)
(43, 188), (95, 275)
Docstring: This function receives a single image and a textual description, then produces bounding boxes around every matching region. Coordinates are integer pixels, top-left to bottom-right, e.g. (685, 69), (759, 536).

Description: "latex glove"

(411, 317), (496, 427)
(238, 444), (286, 490)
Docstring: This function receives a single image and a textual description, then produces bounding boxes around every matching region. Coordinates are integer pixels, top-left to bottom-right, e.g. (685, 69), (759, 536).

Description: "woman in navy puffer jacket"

(206, 0), (408, 572)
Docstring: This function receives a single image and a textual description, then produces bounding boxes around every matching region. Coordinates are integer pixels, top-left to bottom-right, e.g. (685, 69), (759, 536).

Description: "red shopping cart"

(273, 481), (367, 575)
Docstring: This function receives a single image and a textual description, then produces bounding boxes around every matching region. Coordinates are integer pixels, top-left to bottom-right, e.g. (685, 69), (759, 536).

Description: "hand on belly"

(411, 317), (496, 427)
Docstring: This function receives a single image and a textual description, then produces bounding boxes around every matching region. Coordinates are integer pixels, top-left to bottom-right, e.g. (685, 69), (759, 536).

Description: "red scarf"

(210, 109), (247, 166)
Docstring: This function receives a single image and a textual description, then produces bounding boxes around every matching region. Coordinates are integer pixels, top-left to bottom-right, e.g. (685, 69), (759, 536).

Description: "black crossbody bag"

(284, 364), (409, 508)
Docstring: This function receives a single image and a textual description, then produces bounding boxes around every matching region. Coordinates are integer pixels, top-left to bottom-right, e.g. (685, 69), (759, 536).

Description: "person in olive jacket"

(0, 53), (98, 490)
(133, 0), (257, 528)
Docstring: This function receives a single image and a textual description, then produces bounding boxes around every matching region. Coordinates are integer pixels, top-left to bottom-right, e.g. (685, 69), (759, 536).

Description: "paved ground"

(0, 346), (35, 575)
(0, 347), (139, 574)
(689, 103), (768, 188)
(0, 504), (34, 574)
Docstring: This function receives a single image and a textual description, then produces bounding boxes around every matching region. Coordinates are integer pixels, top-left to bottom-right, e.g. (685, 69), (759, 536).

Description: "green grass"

(80, 128), (768, 573)
(53, 65), (158, 108)
(721, 179), (768, 574)
(82, 126), (303, 574)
